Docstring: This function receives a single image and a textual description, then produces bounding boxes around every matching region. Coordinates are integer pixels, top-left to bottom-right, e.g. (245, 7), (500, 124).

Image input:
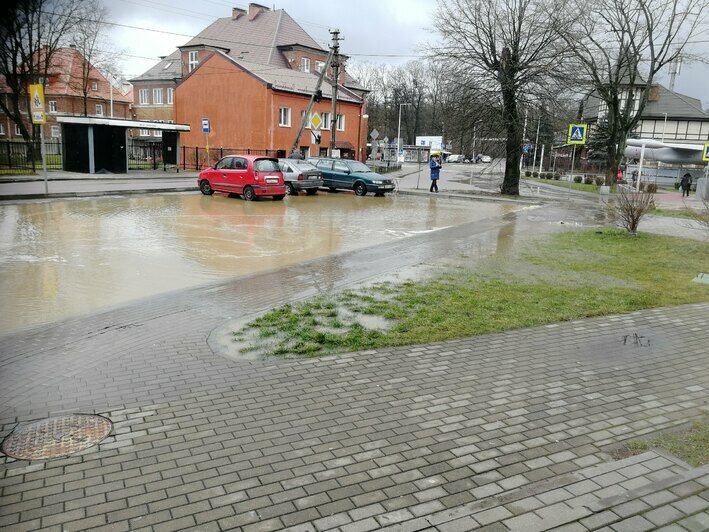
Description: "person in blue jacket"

(429, 154), (441, 192)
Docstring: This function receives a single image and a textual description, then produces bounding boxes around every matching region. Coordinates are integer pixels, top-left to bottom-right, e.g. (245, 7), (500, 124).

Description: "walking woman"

(429, 154), (441, 192)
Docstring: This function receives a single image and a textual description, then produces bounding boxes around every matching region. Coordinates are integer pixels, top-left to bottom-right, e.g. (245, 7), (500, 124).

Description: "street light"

(397, 103), (411, 162)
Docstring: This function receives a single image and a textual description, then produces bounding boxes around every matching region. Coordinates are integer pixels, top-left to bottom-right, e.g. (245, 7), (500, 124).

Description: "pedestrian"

(429, 154), (441, 192)
(680, 173), (692, 197)
(631, 170), (638, 188)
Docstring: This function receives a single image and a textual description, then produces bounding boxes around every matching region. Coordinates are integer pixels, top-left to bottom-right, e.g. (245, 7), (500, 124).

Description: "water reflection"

(0, 193), (515, 332)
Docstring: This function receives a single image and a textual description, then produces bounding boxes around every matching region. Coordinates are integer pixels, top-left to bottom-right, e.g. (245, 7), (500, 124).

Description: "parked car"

(198, 155), (286, 201)
(447, 154), (465, 163)
(479, 155), (492, 163)
(307, 158), (395, 196)
(277, 159), (323, 196)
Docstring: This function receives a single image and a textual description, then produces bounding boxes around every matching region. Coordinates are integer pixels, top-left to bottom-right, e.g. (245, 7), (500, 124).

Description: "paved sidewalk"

(1, 207), (708, 531)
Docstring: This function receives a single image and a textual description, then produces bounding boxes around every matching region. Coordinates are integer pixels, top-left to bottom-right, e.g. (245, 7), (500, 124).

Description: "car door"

(230, 157), (249, 193)
(279, 161), (296, 183)
(212, 157), (235, 192)
(332, 160), (352, 189)
(315, 159), (334, 186)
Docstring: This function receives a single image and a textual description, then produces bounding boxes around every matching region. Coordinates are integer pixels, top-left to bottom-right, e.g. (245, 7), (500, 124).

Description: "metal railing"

(0, 140), (63, 172)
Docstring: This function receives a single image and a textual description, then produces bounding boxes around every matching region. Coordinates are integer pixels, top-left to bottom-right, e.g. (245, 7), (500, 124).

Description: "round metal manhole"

(1, 414), (112, 460)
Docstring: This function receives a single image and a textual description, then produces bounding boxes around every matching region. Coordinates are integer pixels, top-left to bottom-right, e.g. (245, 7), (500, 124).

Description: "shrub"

(674, 181), (681, 190)
(584, 176), (594, 185)
(554, 173), (561, 180)
(607, 186), (655, 235)
(594, 176), (605, 186)
(540, 173), (548, 179)
(646, 183), (657, 193)
(525, 170), (532, 177)
(532, 171), (539, 178)
(573, 175), (583, 183)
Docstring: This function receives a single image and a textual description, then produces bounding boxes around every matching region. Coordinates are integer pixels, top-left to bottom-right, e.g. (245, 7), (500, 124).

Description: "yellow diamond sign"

(310, 112), (322, 130)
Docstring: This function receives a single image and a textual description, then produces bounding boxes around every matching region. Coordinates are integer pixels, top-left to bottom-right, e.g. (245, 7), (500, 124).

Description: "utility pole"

(519, 107), (528, 172)
(290, 50), (333, 154)
(329, 29), (341, 155)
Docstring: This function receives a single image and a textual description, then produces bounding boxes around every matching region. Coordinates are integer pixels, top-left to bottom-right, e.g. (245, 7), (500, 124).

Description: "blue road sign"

(523, 143), (534, 153)
(703, 143), (709, 162)
(202, 118), (210, 133)
(568, 124), (587, 144)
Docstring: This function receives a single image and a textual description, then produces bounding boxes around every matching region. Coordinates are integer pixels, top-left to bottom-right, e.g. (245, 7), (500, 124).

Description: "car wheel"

(273, 195), (285, 201)
(354, 182), (367, 196)
(306, 189), (318, 196)
(285, 183), (296, 195)
(243, 186), (256, 201)
(199, 180), (214, 195)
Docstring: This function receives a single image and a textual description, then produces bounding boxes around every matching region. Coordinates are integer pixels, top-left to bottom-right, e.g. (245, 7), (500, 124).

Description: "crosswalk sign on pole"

(703, 143), (709, 162)
(567, 123), (587, 145)
(29, 84), (46, 125)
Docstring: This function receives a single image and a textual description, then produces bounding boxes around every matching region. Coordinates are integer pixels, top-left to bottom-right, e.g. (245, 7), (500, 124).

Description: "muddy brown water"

(0, 192), (521, 333)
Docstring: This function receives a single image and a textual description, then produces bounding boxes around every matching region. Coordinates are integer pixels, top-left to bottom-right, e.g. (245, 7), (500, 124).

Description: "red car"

(198, 155), (286, 201)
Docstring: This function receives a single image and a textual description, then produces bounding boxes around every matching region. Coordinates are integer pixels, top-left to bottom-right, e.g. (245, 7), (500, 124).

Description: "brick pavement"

(1, 204), (708, 531)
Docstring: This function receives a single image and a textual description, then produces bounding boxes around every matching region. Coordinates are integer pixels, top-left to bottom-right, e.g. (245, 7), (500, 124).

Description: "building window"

(139, 89), (149, 105)
(153, 88), (163, 105)
(321, 112), (330, 130)
(188, 51), (199, 72)
(48, 100), (57, 113)
(300, 110), (311, 129)
(50, 125), (61, 138)
(91, 81), (98, 91)
(153, 120), (163, 137)
(279, 107), (291, 127)
(95, 104), (103, 116)
(167, 88), (173, 105)
(139, 129), (150, 137)
(0, 123), (4, 135)
(315, 61), (325, 73)
(336, 114), (345, 131)
(300, 57), (310, 73)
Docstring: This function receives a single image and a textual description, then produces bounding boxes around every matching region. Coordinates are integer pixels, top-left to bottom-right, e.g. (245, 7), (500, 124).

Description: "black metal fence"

(179, 146), (282, 171)
(0, 140), (63, 172)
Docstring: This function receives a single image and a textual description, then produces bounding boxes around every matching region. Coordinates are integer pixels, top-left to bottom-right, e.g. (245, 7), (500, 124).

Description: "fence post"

(220, 147), (223, 160)
(182, 145), (186, 171)
(5, 141), (10, 169)
(195, 147), (199, 170)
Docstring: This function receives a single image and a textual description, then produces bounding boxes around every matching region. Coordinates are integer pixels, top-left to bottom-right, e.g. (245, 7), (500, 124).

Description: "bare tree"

(434, 0), (568, 195)
(608, 185), (655, 234)
(0, 0), (88, 141)
(556, 0), (708, 185)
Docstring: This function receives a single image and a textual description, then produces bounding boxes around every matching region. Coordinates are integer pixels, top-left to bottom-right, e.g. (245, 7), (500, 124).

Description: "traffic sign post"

(29, 84), (48, 194)
(311, 131), (321, 145)
(202, 118), (210, 166)
(566, 123), (587, 194)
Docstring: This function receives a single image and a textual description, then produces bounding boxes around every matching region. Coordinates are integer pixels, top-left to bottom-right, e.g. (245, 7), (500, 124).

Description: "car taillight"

(298, 174), (303, 181)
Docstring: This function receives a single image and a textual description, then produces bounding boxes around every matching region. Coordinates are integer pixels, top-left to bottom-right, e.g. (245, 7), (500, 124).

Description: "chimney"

(232, 7), (246, 19)
(248, 3), (269, 20)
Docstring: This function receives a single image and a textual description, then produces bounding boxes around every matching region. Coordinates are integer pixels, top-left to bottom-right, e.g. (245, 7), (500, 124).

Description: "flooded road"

(0, 192), (520, 333)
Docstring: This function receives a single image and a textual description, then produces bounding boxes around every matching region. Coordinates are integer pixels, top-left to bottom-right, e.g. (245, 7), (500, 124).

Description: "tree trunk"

(500, 74), (520, 195)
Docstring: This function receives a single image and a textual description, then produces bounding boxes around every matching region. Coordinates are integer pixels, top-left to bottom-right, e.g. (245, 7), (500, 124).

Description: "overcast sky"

(104, 0), (708, 109)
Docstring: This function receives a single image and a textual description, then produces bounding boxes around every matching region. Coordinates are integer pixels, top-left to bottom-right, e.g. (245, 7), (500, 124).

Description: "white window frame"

(139, 89), (149, 105)
(95, 104), (103, 116)
(50, 125), (61, 138)
(279, 107), (291, 127)
(139, 128), (150, 137)
(0, 123), (5, 135)
(166, 88), (173, 105)
(91, 80), (98, 91)
(188, 51), (199, 72)
(48, 100), (57, 113)
(336, 114), (345, 131)
(300, 57), (310, 73)
(300, 110), (311, 129)
(321, 112), (330, 130)
(315, 61), (325, 73)
(15, 124), (21, 136)
(153, 120), (163, 137)
(153, 88), (163, 105)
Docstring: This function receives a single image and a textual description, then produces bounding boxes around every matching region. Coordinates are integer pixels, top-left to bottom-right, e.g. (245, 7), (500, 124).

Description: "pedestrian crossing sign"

(703, 143), (709, 162)
(568, 124), (587, 145)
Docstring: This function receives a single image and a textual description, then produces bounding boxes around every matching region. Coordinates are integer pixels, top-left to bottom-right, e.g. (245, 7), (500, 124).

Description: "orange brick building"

(134, 3), (368, 160)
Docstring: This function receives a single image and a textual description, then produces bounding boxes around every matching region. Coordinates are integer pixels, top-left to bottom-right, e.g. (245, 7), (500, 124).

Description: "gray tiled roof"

(129, 50), (181, 83)
(219, 53), (361, 104)
(181, 9), (323, 68)
(585, 84), (708, 121)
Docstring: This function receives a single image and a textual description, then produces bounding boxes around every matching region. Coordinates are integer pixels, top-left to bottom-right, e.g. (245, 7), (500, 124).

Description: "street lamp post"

(397, 103), (411, 162)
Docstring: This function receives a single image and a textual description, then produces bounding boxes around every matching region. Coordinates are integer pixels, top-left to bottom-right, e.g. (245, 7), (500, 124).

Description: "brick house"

(0, 46), (132, 143)
(133, 3), (368, 160)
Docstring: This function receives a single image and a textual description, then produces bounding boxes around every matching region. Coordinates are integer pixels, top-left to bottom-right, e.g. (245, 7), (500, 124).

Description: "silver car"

(278, 159), (324, 196)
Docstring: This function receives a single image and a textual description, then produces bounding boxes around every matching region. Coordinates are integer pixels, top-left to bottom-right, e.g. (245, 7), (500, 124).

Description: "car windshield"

(292, 162), (318, 171)
(346, 161), (372, 173)
(254, 159), (280, 172)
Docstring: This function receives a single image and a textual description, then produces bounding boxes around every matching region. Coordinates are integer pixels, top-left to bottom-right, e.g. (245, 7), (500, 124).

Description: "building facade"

(133, 3), (368, 160)
(0, 46), (131, 143)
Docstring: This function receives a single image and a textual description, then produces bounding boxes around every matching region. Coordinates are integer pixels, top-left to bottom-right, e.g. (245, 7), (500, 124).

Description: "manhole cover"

(1, 414), (112, 460)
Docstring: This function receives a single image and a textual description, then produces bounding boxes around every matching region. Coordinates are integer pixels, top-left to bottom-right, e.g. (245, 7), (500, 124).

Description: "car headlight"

(372, 180), (383, 184)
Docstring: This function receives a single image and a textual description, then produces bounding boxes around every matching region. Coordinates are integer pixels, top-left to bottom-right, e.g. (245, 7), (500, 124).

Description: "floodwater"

(0, 193), (519, 333)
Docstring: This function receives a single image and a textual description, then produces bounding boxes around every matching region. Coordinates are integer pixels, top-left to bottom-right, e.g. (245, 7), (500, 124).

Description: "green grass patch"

(524, 176), (600, 193)
(620, 418), (709, 467)
(649, 207), (709, 223)
(234, 229), (709, 358)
